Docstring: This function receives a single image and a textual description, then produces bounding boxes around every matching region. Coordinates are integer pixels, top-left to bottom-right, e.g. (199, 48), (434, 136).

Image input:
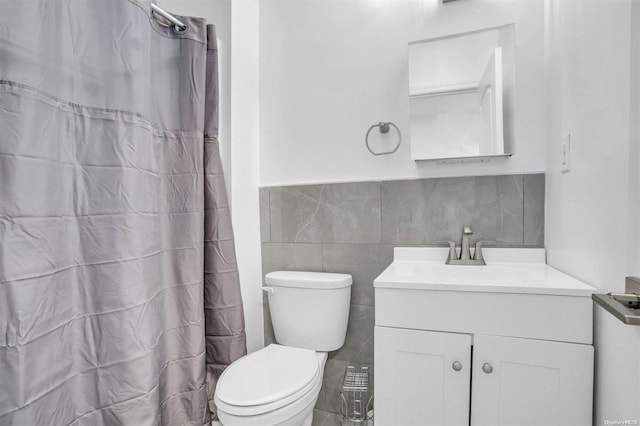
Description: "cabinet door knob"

(452, 361), (462, 371)
(482, 363), (493, 374)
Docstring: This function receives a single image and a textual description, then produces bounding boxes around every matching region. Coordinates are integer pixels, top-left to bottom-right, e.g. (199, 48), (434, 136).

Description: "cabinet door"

(375, 326), (472, 426)
(477, 46), (504, 155)
(471, 335), (593, 426)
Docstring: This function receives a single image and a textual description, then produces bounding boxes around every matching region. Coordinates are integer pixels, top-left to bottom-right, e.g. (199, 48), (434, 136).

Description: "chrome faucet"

(460, 226), (473, 260)
(441, 226), (487, 266)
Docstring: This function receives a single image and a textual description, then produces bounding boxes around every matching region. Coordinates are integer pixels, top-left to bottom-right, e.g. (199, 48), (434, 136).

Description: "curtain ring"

(151, 4), (188, 34)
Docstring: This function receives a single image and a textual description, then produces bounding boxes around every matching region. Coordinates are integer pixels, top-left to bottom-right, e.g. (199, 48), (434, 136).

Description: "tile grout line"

(267, 187), (271, 243)
(268, 188), (273, 244)
(379, 181), (383, 245)
(522, 174), (526, 246)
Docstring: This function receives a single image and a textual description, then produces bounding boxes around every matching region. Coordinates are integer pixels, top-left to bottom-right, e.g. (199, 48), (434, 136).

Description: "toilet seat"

(215, 344), (321, 417)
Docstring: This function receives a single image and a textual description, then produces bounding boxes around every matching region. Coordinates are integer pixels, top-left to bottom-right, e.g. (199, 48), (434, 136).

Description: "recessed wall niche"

(408, 24), (515, 163)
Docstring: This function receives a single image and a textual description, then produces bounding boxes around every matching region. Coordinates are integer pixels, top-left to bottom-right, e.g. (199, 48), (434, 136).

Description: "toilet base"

(301, 411), (312, 426)
(217, 394), (315, 426)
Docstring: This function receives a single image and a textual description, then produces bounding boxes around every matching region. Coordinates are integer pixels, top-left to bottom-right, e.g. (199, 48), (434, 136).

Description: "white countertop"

(373, 247), (596, 297)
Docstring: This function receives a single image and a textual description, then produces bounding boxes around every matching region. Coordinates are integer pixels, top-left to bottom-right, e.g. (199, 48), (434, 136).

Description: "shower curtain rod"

(151, 4), (187, 32)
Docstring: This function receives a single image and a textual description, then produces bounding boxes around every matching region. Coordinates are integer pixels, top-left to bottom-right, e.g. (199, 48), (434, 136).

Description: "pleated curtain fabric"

(0, 1), (246, 425)
(203, 25), (248, 416)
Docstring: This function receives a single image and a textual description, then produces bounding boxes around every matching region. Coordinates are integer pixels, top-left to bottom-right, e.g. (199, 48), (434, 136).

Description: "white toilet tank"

(265, 271), (352, 352)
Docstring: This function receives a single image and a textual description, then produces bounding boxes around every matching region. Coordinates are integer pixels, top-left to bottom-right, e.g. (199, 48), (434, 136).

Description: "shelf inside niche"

(407, 24), (515, 163)
(415, 153), (513, 165)
(409, 81), (479, 98)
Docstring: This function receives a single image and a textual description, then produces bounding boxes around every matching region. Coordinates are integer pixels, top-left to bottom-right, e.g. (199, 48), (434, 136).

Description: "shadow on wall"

(259, 173), (545, 417)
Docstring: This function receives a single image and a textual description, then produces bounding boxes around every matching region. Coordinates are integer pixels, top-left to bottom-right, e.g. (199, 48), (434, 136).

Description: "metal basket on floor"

(340, 366), (373, 426)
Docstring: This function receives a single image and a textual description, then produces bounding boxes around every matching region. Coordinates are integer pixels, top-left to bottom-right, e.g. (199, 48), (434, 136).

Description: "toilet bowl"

(214, 271), (352, 426)
(214, 344), (327, 426)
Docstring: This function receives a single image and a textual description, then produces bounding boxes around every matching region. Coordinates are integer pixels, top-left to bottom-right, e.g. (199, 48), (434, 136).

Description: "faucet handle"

(473, 239), (498, 262)
(438, 240), (458, 264)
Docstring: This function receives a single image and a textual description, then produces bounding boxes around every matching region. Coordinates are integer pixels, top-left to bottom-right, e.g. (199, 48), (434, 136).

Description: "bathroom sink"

(375, 247), (595, 296)
(374, 247), (597, 344)
(393, 263), (537, 282)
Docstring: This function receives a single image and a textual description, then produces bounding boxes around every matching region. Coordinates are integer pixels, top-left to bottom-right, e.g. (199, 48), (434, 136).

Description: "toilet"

(214, 271), (352, 426)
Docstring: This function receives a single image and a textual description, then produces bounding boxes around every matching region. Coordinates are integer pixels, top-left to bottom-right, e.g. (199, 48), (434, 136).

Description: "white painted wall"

(229, 0), (263, 354)
(631, 0), (640, 292)
(158, 0), (264, 353)
(259, 0), (547, 186)
(545, 0), (640, 423)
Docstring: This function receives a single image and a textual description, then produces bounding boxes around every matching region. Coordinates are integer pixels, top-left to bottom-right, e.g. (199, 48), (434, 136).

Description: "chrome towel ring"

(365, 122), (401, 156)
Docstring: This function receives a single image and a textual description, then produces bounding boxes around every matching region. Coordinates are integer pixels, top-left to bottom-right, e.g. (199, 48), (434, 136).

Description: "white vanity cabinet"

(373, 248), (595, 426)
(470, 335), (592, 426)
(375, 327), (472, 426)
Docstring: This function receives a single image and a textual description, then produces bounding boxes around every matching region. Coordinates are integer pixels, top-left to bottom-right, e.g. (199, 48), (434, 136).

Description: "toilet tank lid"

(265, 271), (352, 289)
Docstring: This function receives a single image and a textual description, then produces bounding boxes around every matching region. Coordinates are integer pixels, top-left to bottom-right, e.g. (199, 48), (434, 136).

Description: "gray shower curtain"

(0, 1), (246, 425)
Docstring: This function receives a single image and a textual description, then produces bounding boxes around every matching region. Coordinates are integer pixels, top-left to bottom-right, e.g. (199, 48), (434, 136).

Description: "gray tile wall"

(259, 173), (545, 420)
